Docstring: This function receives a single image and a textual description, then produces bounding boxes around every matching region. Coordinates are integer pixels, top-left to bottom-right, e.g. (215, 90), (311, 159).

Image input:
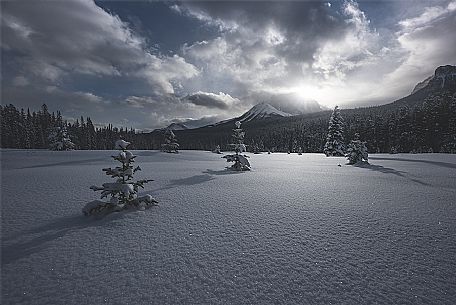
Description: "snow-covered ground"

(2, 150), (456, 305)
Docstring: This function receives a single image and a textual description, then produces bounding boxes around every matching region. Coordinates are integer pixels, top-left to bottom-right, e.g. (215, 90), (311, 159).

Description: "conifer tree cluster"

(0, 103), (136, 150)
(324, 106), (345, 156)
(223, 121), (251, 171)
(161, 129), (179, 153)
(83, 140), (157, 217)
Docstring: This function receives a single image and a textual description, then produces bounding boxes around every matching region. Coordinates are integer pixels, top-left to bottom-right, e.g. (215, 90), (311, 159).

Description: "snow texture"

(2, 150), (456, 305)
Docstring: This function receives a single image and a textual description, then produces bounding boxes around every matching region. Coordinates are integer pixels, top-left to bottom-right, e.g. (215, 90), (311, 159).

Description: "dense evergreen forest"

(0, 104), (136, 150)
(1, 91), (455, 153)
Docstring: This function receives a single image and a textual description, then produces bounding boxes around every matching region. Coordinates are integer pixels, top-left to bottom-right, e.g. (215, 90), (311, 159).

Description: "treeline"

(168, 92), (456, 153)
(0, 104), (136, 150)
(1, 92), (455, 153)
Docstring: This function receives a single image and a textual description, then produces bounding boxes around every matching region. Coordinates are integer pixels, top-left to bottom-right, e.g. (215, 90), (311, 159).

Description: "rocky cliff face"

(412, 65), (456, 94)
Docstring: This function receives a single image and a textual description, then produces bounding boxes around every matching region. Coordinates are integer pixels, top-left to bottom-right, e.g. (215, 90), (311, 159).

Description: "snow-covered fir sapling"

(346, 133), (369, 165)
(213, 145), (222, 154)
(297, 147), (303, 155)
(161, 129), (179, 153)
(253, 143), (261, 154)
(82, 139), (157, 217)
(48, 126), (75, 151)
(324, 106), (345, 156)
(223, 121), (251, 171)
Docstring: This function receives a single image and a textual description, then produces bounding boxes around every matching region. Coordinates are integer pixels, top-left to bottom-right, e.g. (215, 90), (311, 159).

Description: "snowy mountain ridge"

(206, 103), (292, 128)
(155, 122), (188, 132)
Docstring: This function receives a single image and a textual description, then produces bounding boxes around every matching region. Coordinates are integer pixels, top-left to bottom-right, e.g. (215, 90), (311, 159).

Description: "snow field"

(2, 150), (456, 304)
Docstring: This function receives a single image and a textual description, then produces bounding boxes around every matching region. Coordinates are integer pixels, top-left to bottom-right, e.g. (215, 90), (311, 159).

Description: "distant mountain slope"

(154, 122), (188, 132)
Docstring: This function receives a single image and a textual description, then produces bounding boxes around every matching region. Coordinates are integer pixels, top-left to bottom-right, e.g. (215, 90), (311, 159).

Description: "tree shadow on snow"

(151, 174), (215, 192)
(202, 169), (247, 176)
(135, 151), (161, 157)
(353, 162), (430, 186)
(1, 212), (132, 265)
(20, 157), (110, 169)
(369, 156), (456, 169)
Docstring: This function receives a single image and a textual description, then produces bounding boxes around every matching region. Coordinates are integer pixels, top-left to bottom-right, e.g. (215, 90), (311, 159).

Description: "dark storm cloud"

(178, 1), (347, 63)
(184, 91), (240, 109)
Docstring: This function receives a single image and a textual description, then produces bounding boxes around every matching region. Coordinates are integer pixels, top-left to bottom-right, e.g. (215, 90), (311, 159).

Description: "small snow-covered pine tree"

(345, 134), (369, 165)
(82, 140), (157, 217)
(213, 145), (222, 154)
(223, 121), (250, 171)
(324, 106), (345, 156)
(161, 129), (179, 153)
(297, 147), (303, 155)
(48, 126), (75, 151)
(253, 143), (261, 154)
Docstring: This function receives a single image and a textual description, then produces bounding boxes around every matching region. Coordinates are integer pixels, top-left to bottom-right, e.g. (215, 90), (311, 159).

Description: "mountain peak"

(238, 103), (291, 122)
(166, 123), (188, 130)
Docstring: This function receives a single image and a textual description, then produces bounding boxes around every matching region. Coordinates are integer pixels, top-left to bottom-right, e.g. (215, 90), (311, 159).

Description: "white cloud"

(1, 0), (198, 95)
(312, 0), (381, 80)
(184, 91), (241, 109)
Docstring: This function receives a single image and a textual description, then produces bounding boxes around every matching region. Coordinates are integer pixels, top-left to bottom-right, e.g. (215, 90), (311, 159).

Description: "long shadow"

(370, 156), (456, 169)
(151, 170), (243, 193)
(152, 174), (216, 192)
(202, 169), (247, 176)
(20, 157), (110, 169)
(169, 174), (215, 186)
(354, 162), (430, 186)
(1, 213), (121, 265)
(135, 151), (161, 157)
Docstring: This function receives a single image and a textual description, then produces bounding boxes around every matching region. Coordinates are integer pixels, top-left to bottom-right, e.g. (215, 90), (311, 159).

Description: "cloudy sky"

(2, 0), (455, 130)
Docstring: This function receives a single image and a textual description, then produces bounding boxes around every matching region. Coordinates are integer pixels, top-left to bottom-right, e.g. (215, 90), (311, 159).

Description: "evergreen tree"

(83, 140), (157, 217)
(161, 129), (179, 153)
(324, 106), (345, 156)
(253, 143), (261, 154)
(223, 121), (251, 171)
(48, 126), (75, 151)
(346, 134), (369, 165)
(213, 145), (222, 154)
